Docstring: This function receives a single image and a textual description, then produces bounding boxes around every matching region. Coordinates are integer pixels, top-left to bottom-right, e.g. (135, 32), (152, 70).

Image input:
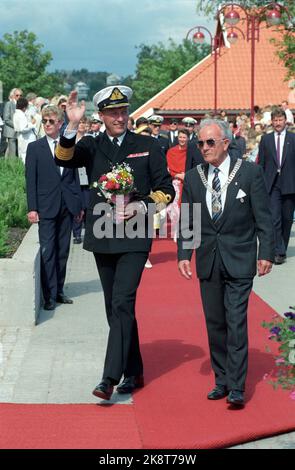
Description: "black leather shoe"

(56, 294), (73, 304)
(207, 385), (228, 400)
(227, 390), (244, 406)
(116, 375), (144, 394)
(43, 299), (56, 311)
(274, 255), (286, 265)
(73, 237), (82, 244)
(92, 380), (114, 400)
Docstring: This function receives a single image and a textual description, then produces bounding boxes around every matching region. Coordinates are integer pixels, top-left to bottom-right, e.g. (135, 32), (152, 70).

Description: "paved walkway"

(0, 226), (295, 448)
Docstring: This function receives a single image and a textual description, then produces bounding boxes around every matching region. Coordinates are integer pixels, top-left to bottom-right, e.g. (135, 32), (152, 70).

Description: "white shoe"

(145, 259), (153, 269)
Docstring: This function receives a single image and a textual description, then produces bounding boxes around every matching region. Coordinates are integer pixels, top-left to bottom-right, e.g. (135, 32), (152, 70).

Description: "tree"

(195, 1), (295, 79)
(0, 30), (64, 100)
(129, 39), (211, 111)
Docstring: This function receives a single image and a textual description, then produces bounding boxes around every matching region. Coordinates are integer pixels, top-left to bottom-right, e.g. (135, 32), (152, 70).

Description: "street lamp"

(186, 25), (244, 115)
(219, 2), (292, 127)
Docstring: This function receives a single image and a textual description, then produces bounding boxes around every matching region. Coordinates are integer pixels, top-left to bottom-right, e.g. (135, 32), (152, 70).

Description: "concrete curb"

(0, 225), (41, 326)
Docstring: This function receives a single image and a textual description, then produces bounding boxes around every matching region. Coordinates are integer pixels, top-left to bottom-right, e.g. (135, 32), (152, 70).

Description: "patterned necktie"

(212, 167), (222, 223)
(113, 137), (120, 148)
(276, 132), (281, 167)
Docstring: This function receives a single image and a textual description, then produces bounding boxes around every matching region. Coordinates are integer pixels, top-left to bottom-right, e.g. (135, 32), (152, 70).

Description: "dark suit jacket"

(178, 158), (275, 279)
(55, 130), (175, 254)
(258, 130), (295, 195)
(26, 137), (82, 218)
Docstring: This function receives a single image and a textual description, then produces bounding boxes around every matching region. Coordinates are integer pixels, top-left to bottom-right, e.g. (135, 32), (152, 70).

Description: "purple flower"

(289, 326), (295, 332)
(270, 326), (281, 335)
(284, 312), (295, 320)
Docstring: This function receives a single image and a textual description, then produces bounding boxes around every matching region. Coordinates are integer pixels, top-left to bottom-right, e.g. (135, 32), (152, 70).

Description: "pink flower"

(99, 175), (108, 182)
(275, 358), (285, 364)
(263, 373), (269, 380)
(289, 391), (295, 400)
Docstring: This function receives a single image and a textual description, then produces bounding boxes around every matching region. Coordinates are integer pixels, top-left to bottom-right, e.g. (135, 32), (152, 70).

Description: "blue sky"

(0, 0), (215, 77)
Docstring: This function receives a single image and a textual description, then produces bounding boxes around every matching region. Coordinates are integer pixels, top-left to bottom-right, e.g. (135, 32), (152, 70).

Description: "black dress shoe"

(92, 380), (114, 400)
(73, 237), (82, 244)
(56, 294), (73, 304)
(43, 299), (56, 311)
(207, 385), (228, 400)
(274, 255), (286, 265)
(227, 390), (245, 406)
(116, 375), (144, 394)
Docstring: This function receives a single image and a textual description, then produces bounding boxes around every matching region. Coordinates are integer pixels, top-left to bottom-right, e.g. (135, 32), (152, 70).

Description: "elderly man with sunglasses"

(178, 119), (274, 408)
(25, 104), (84, 311)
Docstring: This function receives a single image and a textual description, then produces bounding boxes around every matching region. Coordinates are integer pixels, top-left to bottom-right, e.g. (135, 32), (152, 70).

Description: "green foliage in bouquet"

(262, 306), (295, 393)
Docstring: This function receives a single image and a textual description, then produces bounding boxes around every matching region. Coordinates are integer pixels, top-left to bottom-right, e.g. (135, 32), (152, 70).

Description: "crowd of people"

(0, 84), (294, 407)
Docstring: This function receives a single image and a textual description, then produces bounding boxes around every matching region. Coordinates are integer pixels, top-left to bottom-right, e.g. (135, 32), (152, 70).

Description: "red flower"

(99, 175), (108, 182)
(105, 181), (116, 190)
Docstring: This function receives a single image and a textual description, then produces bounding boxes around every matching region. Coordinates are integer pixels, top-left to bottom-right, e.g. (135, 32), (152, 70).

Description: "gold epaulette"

(150, 190), (172, 205)
(55, 143), (75, 161)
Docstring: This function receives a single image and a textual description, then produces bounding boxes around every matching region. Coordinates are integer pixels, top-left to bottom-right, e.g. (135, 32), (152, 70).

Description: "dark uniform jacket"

(56, 130), (175, 254)
(177, 158), (274, 279)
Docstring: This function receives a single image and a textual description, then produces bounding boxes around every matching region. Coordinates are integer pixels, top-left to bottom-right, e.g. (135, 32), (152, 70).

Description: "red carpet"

(1, 238), (295, 449)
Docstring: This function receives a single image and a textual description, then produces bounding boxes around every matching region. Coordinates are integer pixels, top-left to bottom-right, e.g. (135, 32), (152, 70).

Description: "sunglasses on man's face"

(198, 138), (226, 148)
(42, 118), (57, 125)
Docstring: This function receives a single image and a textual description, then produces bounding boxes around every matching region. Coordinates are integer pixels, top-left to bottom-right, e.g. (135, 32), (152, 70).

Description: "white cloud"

(0, 0), (215, 75)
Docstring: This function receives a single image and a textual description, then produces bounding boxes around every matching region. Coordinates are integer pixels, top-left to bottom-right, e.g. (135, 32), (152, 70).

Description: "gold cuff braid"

(150, 191), (172, 205)
(55, 143), (75, 161)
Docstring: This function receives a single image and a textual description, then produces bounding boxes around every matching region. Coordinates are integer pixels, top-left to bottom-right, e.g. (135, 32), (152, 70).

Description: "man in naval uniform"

(178, 119), (274, 407)
(55, 86), (175, 400)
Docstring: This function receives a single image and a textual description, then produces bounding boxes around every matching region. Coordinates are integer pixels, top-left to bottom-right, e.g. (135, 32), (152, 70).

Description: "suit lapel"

(281, 131), (291, 168)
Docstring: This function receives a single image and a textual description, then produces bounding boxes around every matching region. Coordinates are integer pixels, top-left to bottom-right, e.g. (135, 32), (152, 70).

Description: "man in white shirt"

(281, 100), (294, 126)
(25, 105), (83, 310)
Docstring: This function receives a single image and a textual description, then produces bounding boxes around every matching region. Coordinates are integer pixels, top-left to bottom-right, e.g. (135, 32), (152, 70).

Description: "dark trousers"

(72, 186), (89, 238)
(199, 250), (253, 391)
(39, 202), (73, 302)
(270, 180), (295, 256)
(94, 251), (148, 384)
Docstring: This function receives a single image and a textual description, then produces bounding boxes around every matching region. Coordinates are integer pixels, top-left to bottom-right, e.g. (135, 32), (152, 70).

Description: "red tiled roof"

(132, 20), (293, 119)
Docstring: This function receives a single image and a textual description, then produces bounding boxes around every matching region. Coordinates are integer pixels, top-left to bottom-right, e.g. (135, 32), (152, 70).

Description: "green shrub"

(0, 158), (29, 256)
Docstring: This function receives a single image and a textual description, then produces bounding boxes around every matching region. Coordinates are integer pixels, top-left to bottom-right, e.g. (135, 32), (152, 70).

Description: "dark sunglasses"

(198, 138), (226, 148)
(42, 118), (57, 125)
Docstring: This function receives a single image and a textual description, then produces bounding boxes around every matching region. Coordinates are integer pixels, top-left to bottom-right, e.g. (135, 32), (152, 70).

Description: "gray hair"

(199, 118), (233, 141)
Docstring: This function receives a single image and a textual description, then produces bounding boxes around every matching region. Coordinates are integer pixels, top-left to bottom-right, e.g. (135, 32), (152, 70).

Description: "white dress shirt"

(206, 155), (230, 217)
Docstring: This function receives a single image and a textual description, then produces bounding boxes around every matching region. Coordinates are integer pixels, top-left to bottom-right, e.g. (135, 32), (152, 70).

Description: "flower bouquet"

(93, 163), (135, 224)
(262, 305), (295, 399)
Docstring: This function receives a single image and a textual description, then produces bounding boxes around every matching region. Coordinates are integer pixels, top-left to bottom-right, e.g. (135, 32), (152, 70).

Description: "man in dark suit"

(25, 104), (83, 311)
(178, 119), (274, 407)
(258, 108), (295, 265)
(55, 86), (175, 400)
(148, 114), (169, 156)
(168, 118), (179, 148)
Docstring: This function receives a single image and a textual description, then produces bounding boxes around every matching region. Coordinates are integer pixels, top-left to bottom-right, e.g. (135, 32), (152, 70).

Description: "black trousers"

(270, 179), (295, 256)
(199, 249), (253, 391)
(94, 251), (148, 384)
(39, 202), (73, 302)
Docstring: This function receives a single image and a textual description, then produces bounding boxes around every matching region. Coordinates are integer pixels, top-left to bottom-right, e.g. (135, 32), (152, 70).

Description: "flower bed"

(262, 306), (295, 398)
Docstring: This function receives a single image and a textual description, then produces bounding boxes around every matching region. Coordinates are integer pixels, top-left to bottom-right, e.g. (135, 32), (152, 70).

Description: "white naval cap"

(182, 117), (197, 125)
(93, 85), (133, 111)
(149, 114), (164, 125)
